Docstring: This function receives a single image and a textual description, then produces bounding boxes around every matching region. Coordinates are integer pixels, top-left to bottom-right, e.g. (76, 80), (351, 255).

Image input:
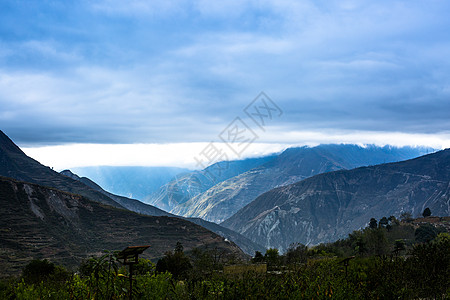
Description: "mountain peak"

(0, 130), (27, 156)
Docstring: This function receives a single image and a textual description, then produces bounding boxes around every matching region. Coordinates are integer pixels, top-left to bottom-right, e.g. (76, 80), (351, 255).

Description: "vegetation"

(1, 218), (449, 299)
(423, 207), (432, 217)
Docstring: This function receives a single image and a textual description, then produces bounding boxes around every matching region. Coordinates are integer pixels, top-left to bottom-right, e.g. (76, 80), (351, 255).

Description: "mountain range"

(145, 155), (276, 212)
(59, 169), (265, 255)
(222, 149), (450, 251)
(0, 130), (252, 275)
(0, 176), (245, 276)
(170, 145), (429, 223)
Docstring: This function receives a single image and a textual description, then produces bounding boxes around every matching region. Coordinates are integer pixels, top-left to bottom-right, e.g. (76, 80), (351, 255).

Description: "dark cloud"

(1, 0), (449, 145)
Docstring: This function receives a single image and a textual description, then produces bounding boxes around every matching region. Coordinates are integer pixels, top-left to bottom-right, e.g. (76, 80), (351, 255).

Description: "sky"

(1, 0), (450, 169)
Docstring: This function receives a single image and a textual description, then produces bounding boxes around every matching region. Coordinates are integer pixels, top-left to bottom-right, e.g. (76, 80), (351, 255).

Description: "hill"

(173, 144), (428, 223)
(222, 149), (450, 251)
(0, 176), (246, 277)
(145, 155), (276, 212)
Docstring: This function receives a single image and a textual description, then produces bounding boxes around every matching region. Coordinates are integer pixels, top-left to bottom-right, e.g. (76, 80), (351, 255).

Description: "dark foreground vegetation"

(1, 216), (449, 299)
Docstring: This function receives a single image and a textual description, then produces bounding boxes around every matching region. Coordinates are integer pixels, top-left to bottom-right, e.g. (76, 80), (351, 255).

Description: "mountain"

(0, 130), (123, 209)
(0, 176), (245, 276)
(70, 166), (189, 200)
(222, 149), (450, 252)
(145, 155), (276, 212)
(60, 170), (172, 217)
(61, 169), (265, 255)
(172, 144), (429, 223)
(0, 130), (262, 256)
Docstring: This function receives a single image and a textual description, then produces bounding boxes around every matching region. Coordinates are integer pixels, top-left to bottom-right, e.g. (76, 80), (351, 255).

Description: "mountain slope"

(173, 145), (428, 223)
(60, 170), (172, 217)
(222, 149), (450, 251)
(0, 176), (246, 276)
(1, 130), (262, 256)
(145, 155), (276, 212)
(60, 169), (265, 255)
(71, 166), (189, 200)
(0, 130), (122, 209)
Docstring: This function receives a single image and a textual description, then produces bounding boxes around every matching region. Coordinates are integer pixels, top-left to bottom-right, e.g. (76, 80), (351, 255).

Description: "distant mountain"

(60, 170), (172, 217)
(61, 169), (265, 255)
(70, 166), (189, 200)
(222, 149), (450, 252)
(145, 156), (276, 212)
(0, 176), (245, 276)
(172, 145), (429, 223)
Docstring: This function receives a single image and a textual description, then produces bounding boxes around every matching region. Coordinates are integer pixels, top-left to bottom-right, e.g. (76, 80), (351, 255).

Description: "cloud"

(1, 0), (449, 148)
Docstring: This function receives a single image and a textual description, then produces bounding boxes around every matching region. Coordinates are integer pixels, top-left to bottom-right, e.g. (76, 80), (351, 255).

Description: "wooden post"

(129, 262), (133, 300)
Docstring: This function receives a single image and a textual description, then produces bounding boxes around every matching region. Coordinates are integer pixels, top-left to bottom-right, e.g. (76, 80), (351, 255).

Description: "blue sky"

(1, 0), (450, 168)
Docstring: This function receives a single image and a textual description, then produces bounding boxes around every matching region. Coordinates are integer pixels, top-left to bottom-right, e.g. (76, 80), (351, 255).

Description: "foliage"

(415, 223), (445, 243)
(423, 207), (432, 217)
(400, 211), (413, 222)
(156, 244), (192, 280)
(264, 248), (280, 268)
(369, 217), (377, 229)
(2, 220), (449, 299)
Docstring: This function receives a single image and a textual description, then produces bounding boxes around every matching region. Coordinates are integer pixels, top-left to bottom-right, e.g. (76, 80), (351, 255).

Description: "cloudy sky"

(1, 0), (449, 169)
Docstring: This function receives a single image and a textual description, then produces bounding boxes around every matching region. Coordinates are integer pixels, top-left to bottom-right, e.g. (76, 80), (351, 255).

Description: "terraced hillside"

(0, 177), (246, 277)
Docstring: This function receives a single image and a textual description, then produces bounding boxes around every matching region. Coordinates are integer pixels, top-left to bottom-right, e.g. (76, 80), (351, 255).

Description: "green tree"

(400, 211), (413, 222)
(408, 235), (450, 298)
(264, 248), (280, 267)
(156, 243), (192, 280)
(284, 243), (307, 266)
(365, 228), (389, 256)
(379, 216), (388, 228)
(134, 258), (155, 275)
(422, 207), (431, 217)
(393, 239), (405, 256)
(369, 218), (378, 229)
(415, 224), (441, 243)
(252, 251), (264, 263)
(22, 259), (55, 284)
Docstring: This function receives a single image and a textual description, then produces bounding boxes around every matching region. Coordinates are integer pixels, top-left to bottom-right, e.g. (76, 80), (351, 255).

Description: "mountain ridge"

(0, 175), (246, 276)
(222, 149), (450, 251)
(172, 144), (429, 223)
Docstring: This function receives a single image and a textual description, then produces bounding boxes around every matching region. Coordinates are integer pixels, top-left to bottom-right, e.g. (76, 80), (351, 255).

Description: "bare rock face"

(146, 156), (276, 212)
(173, 145), (428, 224)
(222, 149), (450, 252)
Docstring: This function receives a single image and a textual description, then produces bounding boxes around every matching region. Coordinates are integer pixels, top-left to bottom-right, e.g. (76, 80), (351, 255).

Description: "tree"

(369, 218), (378, 229)
(284, 243), (307, 266)
(422, 207), (431, 218)
(22, 259), (56, 284)
(393, 240), (405, 256)
(264, 248), (280, 267)
(400, 211), (413, 223)
(379, 217), (388, 228)
(365, 228), (389, 256)
(415, 224), (441, 243)
(252, 251), (264, 263)
(156, 243), (192, 280)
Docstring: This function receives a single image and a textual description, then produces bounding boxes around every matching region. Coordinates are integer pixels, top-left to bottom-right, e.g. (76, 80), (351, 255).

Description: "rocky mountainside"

(71, 166), (189, 200)
(0, 130), (122, 209)
(61, 169), (265, 255)
(60, 170), (172, 217)
(0, 130), (262, 256)
(173, 145), (428, 223)
(222, 149), (450, 252)
(0, 176), (246, 276)
(145, 155), (276, 212)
